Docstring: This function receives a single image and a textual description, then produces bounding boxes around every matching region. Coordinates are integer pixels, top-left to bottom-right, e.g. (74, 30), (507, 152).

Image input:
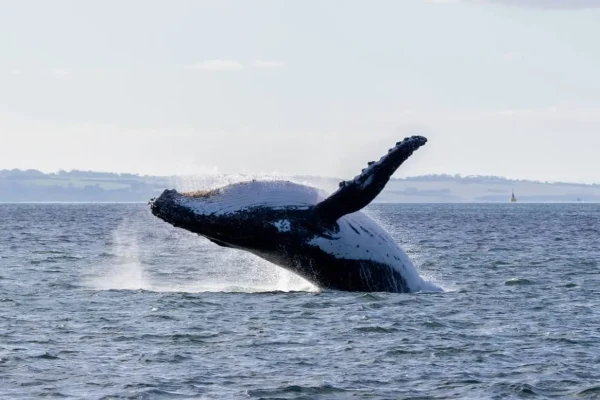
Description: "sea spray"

(85, 219), (150, 290)
(85, 214), (316, 293)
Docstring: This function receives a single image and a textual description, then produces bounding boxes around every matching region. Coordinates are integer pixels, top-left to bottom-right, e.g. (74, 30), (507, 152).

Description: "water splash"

(84, 218), (317, 293)
(85, 220), (151, 290)
(217, 249), (317, 293)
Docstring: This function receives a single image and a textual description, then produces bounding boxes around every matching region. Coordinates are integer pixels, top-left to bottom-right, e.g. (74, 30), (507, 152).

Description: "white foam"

(84, 218), (317, 293)
(84, 220), (151, 290)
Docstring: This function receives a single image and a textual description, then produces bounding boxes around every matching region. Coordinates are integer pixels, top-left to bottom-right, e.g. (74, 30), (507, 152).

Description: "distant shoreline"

(2, 169), (600, 203)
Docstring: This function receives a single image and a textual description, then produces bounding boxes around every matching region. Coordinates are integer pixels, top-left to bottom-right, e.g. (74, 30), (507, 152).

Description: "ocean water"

(1, 203), (599, 399)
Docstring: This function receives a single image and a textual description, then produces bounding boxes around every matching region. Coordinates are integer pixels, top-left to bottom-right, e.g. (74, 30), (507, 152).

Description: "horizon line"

(1, 167), (599, 187)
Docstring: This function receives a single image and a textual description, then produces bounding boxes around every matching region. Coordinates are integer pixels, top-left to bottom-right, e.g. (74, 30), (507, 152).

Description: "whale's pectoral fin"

(312, 136), (427, 222)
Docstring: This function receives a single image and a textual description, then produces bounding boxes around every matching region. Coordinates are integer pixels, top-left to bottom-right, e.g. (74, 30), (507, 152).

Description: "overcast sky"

(1, 0), (599, 182)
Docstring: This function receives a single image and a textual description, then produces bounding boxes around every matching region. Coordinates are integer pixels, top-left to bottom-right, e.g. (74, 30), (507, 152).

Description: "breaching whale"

(149, 136), (436, 293)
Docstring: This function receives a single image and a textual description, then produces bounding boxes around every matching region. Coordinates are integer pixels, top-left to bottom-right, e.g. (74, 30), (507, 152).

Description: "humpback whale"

(149, 136), (436, 293)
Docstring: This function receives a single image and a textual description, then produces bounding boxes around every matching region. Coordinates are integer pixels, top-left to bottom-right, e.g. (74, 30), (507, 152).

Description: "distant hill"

(0, 169), (170, 203)
(1, 169), (599, 203)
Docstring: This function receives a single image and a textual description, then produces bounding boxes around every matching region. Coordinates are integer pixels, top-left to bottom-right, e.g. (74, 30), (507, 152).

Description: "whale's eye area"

(182, 189), (222, 199)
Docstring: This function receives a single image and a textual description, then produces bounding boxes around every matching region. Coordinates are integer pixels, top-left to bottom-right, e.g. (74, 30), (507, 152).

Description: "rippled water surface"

(1, 203), (600, 399)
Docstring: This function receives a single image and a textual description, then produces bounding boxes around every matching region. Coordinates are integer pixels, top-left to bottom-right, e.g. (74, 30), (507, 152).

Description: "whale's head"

(149, 188), (253, 246)
(149, 181), (324, 249)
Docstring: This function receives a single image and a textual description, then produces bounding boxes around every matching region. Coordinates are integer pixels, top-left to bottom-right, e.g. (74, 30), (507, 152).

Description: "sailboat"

(510, 189), (517, 203)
